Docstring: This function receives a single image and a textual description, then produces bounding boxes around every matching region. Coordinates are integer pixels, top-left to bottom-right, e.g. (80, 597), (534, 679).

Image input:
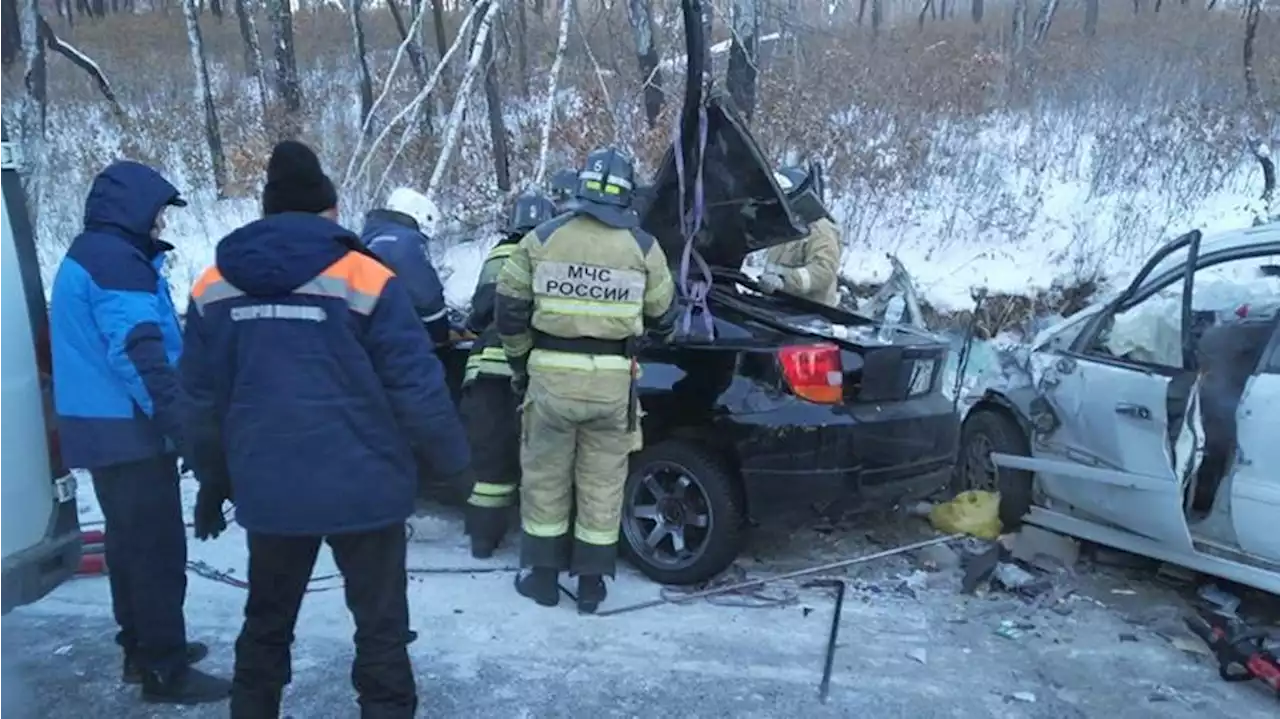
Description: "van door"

(1, 134), (82, 614)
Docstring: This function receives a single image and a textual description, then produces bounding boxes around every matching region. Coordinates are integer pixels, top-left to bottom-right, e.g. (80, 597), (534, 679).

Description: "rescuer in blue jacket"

(359, 187), (451, 345)
(181, 141), (472, 719)
(48, 160), (230, 704)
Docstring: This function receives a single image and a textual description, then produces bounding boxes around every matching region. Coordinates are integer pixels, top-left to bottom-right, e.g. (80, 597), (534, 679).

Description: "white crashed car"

(955, 221), (1280, 595)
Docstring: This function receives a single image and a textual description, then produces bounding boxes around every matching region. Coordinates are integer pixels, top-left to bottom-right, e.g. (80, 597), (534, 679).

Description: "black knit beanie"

(262, 140), (338, 216)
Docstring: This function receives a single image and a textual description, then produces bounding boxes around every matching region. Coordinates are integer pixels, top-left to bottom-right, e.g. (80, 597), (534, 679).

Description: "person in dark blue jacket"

(181, 141), (472, 719)
(49, 160), (231, 705)
(359, 187), (451, 345)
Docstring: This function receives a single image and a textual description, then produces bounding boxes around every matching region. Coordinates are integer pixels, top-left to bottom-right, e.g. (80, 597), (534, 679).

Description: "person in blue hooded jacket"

(181, 141), (472, 719)
(49, 160), (231, 704)
(359, 187), (451, 345)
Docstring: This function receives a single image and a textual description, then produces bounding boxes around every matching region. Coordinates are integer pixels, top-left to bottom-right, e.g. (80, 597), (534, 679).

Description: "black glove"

(193, 482), (230, 541)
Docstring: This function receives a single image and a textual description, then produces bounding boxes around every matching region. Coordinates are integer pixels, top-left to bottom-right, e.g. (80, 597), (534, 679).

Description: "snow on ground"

(8, 479), (1279, 718)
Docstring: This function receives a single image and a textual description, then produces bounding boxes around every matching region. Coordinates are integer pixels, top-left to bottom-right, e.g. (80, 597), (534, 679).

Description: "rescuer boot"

(576, 575), (607, 615)
(141, 666), (232, 705)
(123, 642), (210, 684)
(514, 568), (560, 607)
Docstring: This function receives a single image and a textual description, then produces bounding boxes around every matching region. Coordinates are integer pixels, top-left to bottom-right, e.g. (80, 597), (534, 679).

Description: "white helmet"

(773, 171), (795, 192)
(385, 187), (440, 235)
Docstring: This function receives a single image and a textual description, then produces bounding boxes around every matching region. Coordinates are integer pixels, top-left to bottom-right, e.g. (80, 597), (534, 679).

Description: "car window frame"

(1066, 230), (1201, 376)
(1066, 234), (1280, 376)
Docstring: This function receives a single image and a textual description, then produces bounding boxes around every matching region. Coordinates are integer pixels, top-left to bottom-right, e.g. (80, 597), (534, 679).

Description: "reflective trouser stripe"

(528, 349), (633, 372)
(575, 525), (619, 546)
(468, 483), (517, 508)
(523, 519), (570, 537)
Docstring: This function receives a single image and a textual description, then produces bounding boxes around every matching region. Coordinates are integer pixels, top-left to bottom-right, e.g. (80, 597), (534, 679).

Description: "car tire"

(620, 440), (744, 586)
(954, 408), (1033, 531)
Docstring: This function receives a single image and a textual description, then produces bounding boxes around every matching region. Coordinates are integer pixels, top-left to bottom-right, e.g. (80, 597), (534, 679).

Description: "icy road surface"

(4, 485), (1277, 718)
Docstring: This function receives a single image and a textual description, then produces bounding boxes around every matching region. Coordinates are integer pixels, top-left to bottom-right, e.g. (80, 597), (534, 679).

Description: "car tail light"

(778, 343), (843, 404)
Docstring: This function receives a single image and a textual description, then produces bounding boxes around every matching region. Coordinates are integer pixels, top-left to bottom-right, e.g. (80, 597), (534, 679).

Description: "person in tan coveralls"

(495, 147), (676, 613)
(758, 166), (842, 307)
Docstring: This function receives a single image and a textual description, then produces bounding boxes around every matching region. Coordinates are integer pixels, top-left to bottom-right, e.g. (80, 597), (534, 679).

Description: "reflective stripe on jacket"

(463, 241), (519, 382)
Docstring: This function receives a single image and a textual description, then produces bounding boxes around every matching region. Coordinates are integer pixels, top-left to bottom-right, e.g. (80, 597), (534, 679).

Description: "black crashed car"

(435, 82), (959, 585)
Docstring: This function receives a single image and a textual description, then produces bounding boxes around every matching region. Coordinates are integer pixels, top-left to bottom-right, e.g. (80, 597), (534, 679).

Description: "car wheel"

(954, 408), (1033, 530)
(621, 440), (744, 586)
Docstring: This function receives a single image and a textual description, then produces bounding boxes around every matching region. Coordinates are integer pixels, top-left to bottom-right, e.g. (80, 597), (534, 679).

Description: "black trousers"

(460, 376), (522, 491)
(91, 454), (188, 675)
(231, 523), (416, 719)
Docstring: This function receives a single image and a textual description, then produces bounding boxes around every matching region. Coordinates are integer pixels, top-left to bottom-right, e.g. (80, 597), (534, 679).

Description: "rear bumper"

(724, 392), (959, 515)
(1, 492), (82, 615)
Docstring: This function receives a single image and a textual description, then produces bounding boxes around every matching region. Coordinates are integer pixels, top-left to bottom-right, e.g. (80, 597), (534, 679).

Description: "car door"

(994, 231), (1203, 548)
(1230, 321), (1280, 564)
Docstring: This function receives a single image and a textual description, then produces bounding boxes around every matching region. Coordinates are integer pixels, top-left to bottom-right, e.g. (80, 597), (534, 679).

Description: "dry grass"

(2, 1), (1277, 294)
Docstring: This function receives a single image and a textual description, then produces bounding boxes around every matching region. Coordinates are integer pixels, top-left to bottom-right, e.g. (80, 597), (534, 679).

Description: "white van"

(1, 132), (82, 613)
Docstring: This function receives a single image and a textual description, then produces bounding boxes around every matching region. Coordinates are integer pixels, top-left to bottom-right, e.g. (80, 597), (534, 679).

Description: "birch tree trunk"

(627, 0), (663, 127)
(19, 0), (46, 223)
(182, 0), (228, 196)
(426, 0), (503, 205)
(267, 0), (302, 137)
(234, 0), (269, 110)
(533, 0), (572, 185)
(1032, 0), (1059, 45)
(1243, 0), (1275, 218)
(349, 0), (374, 129)
(727, 0), (759, 121)
(1011, 0), (1027, 56)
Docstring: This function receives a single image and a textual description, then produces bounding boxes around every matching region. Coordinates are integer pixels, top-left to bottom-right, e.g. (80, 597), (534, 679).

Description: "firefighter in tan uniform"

(495, 148), (676, 613)
(759, 165), (842, 307)
(460, 191), (559, 559)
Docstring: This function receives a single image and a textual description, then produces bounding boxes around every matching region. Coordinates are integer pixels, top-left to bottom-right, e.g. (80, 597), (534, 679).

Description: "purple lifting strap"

(674, 105), (714, 340)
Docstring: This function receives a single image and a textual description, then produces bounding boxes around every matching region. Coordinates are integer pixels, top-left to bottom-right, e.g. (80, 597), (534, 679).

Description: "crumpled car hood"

(638, 89), (810, 270)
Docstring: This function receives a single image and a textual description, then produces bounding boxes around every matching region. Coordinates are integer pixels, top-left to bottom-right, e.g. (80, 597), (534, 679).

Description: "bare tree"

(16, 0), (45, 229)
(209, 0), (222, 20)
(1011, 0), (1028, 55)
(871, 0), (883, 37)
(918, 0), (935, 29)
(516, 0), (528, 94)
(233, 0), (269, 110)
(1032, 0), (1059, 45)
(387, 0), (428, 86)
(727, 0), (759, 120)
(1083, 0), (1098, 37)
(2, 0), (20, 67)
(534, 0), (573, 185)
(431, 0), (450, 95)
(350, 0), (374, 129)
(480, 1), (510, 190)
(37, 15), (125, 120)
(627, 0), (663, 128)
(266, 0), (302, 136)
(971, 0), (983, 23)
(181, 0), (228, 196)
(427, 0), (503, 204)
(1243, 0), (1275, 219)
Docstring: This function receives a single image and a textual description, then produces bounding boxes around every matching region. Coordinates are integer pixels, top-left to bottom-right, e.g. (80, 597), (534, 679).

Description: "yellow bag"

(929, 490), (1002, 540)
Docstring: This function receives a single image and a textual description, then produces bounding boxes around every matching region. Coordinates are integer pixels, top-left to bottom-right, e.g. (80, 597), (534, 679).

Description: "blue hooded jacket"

(181, 212), (470, 536)
(359, 209), (450, 344)
(50, 161), (187, 470)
